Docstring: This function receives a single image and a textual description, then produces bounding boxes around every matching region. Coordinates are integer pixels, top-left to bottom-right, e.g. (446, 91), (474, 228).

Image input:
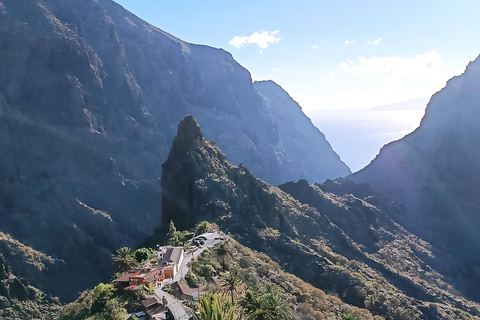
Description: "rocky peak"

(172, 115), (203, 148)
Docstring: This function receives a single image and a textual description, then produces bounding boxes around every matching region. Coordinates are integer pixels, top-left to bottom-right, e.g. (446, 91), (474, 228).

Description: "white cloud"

(339, 50), (444, 80)
(344, 40), (355, 46)
(311, 45), (319, 49)
(271, 67), (283, 72)
(228, 30), (281, 49)
(367, 38), (382, 46)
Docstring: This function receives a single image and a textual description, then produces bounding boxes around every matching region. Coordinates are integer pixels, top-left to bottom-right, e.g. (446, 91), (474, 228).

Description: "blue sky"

(114, 0), (480, 111)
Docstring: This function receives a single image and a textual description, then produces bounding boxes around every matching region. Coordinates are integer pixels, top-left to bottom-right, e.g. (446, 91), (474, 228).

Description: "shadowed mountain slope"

(0, 238), (61, 319)
(350, 55), (480, 301)
(0, 0), (347, 300)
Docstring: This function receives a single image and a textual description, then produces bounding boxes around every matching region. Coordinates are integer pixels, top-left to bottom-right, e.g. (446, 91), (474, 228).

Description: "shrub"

(239, 256), (254, 268)
(186, 271), (200, 288)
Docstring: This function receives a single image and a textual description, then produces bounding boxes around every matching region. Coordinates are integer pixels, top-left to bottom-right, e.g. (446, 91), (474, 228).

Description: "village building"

(114, 245), (186, 292)
(171, 280), (194, 301)
(141, 297), (173, 320)
(114, 267), (161, 292)
(158, 246), (184, 278)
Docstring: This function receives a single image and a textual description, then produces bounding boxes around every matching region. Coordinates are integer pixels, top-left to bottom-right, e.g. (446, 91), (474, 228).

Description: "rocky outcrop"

(350, 55), (480, 301)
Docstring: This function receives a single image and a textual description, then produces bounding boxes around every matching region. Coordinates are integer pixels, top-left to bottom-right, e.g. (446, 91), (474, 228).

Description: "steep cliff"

(350, 55), (480, 301)
(254, 80), (350, 183)
(0, 0), (347, 300)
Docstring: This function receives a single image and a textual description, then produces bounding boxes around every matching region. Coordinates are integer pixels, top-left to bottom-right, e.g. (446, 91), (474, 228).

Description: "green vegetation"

(168, 220), (196, 246)
(60, 244), (160, 320)
(188, 240), (375, 320)
(194, 293), (238, 320)
(133, 247), (156, 265)
(220, 270), (243, 305)
(0, 240), (61, 320)
(58, 283), (129, 320)
(241, 284), (293, 320)
(113, 246), (157, 272)
(168, 220), (181, 246)
(196, 221), (216, 234)
(215, 241), (233, 271)
(58, 280), (157, 319)
(190, 248), (222, 282)
(192, 280), (293, 320)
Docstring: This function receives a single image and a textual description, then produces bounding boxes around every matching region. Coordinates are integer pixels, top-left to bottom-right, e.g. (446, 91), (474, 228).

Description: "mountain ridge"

(350, 54), (480, 301)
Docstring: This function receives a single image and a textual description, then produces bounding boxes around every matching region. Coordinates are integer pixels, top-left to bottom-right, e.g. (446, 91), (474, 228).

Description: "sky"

(113, 0), (480, 112)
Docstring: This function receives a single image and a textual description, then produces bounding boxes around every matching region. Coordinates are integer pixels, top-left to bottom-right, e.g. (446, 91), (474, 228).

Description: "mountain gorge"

(0, 0), (348, 301)
(2, 0), (480, 318)
(350, 55), (480, 301)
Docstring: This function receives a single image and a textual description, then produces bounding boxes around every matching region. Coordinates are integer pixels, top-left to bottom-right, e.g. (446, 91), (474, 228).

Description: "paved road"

(154, 231), (223, 320)
(154, 287), (192, 320)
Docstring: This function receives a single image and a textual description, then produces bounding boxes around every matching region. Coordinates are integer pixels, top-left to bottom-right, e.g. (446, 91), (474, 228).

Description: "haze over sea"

(310, 109), (425, 173)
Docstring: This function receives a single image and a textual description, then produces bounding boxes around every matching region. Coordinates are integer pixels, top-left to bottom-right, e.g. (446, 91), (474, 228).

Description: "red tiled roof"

(113, 271), (139, 283)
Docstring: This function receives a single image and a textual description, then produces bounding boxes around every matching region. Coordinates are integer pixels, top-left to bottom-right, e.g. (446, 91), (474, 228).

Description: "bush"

(134, 248), (155, 264)
(185, 271), (200, 288)
(239, 256), (254, 268)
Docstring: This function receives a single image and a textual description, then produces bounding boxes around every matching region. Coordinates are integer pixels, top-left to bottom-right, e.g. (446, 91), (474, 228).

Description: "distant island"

(371, 97), (429, 110)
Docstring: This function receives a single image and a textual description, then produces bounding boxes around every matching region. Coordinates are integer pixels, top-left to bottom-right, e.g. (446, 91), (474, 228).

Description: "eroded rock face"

(0, 0), (348, 300)
(350, 55), (480, 301)
(254, 80), (351, 183)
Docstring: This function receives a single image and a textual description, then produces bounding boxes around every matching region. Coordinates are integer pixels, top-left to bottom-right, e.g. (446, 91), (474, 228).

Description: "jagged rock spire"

(173, 115), (203, 145)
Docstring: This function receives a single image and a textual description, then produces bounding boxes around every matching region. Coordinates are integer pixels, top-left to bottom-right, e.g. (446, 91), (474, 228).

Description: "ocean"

(308, 109), (426, 173)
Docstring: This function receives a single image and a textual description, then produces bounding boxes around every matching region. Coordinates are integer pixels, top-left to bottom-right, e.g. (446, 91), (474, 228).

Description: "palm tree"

(220, 270), (243, 305)
(364, 295), (377, 311)
(215, 241), (232, 271)
(240, 285), (293, 320)
(194, 293), (240, 320)
(114, 247), (136, 272)
(240, 290), (268, 320)
(178, 230), (195, 245)
(196, 221), (214, 234)
(262, 285), (293, 320)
